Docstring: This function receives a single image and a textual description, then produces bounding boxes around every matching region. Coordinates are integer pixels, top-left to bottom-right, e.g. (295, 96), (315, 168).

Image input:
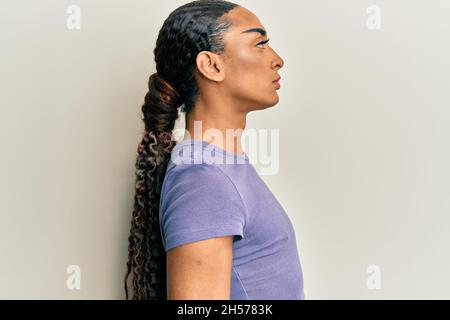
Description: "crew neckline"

(172, 139), (249, 164)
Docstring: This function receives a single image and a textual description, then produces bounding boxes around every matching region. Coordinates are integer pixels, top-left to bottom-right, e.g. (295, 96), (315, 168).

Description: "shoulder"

(159, 163), (248, 252)
(163, 163), (238, 196)
(159, 162), (248, 224)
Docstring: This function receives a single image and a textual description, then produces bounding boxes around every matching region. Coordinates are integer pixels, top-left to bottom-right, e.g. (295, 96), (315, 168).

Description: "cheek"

(224, 47), (270, 97)
(227, 47), (261, 80)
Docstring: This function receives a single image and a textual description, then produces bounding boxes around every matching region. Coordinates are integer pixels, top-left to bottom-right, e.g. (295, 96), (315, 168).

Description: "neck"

(182, 100), (247, 156)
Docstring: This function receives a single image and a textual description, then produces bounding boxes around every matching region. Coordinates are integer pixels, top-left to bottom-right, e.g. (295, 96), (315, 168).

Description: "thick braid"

(124, 0), (238, 300)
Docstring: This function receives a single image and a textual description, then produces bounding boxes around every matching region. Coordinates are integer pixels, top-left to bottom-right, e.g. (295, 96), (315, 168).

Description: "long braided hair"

(124, 0), (239, 300)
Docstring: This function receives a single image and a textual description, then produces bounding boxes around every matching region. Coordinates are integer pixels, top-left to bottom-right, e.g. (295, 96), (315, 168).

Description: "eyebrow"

(241, 27), (267, 38)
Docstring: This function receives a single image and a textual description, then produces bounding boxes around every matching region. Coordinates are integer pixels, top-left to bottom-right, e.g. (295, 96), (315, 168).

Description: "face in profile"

(196, 5), (285, 114)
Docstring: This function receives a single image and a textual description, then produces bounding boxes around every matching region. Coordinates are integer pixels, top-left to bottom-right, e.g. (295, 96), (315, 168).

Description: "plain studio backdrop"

(1, 0), (449, 299)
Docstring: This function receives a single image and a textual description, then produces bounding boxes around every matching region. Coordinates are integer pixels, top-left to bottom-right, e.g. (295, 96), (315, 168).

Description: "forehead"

(224, 6), (265, 37)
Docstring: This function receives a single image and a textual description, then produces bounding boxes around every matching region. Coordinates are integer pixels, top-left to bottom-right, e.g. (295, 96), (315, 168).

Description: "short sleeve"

(159, 164), (247, 252)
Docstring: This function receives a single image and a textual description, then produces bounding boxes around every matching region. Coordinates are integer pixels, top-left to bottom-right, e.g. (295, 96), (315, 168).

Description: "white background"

(0, 0), (449, 299)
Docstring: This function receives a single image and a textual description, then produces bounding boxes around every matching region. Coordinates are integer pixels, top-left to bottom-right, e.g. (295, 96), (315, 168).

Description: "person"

(124, 0), (305, 300)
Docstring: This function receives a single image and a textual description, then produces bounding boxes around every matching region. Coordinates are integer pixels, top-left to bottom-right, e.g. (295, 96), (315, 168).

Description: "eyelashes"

(256, 38), (270, 49)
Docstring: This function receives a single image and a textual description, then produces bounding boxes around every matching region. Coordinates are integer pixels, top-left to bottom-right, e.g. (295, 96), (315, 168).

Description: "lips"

(273, 76), (281, 89)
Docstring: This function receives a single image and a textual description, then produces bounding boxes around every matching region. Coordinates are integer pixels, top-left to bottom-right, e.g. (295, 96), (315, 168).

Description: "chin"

(256, 101), (279, 111)
(247, 94), (280, 112)
(266, 94), (280, 107)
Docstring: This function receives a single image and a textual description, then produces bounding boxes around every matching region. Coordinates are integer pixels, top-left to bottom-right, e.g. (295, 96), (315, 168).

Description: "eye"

(256, 38), (270, 49)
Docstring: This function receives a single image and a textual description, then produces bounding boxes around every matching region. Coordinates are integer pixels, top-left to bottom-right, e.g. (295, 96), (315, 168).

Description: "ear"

(195, 51), (225, 82)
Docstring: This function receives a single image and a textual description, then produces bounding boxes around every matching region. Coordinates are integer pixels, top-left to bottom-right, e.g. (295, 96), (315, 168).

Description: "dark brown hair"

(124, 0), (239, 300)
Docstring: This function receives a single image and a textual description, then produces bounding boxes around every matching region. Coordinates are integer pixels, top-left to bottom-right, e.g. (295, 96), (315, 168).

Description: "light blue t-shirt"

(159, 139), (305, 300)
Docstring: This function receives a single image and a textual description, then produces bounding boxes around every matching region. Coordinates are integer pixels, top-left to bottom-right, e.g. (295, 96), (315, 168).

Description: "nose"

(271, 51), (284, 71)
